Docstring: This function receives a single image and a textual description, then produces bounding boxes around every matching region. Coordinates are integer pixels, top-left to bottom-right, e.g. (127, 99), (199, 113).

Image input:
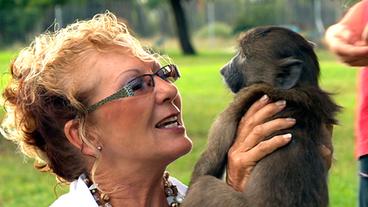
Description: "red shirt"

(354, 0), (368, 158)
(357, 68), (368, 158)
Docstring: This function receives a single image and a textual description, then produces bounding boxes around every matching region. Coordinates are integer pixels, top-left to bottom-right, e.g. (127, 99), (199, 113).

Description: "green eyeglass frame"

(86, 64), (180, 113)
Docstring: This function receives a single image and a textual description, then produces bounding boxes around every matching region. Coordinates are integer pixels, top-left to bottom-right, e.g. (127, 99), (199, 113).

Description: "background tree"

(0, 0), (349, 49)
(0, 0), (69, 46)
(148, 0), (196, 55)
(169, 0), (196, 55)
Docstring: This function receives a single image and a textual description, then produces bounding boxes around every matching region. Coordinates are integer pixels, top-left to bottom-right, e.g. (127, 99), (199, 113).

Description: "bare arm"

(324, 1), (368, 66)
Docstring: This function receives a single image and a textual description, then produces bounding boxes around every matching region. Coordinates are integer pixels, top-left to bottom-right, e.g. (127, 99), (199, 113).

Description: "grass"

(0, 47), (359, 206)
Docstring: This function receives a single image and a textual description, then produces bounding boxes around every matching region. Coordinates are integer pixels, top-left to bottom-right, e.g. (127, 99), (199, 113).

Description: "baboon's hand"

(320, 124), (334, 169)
(226, 94), (296, 192)
(320, 144), (333, 170)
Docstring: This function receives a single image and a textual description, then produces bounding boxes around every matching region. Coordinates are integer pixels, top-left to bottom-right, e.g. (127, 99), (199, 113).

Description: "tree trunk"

(169, 0), (196, 55)
(313, 0), (325, 38)
(135, 1), (149, 37)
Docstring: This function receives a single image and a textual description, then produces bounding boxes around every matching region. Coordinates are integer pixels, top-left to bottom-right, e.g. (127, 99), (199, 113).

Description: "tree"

(313, 0), (325, 37)
(0, 0), (39, 45)
(168, 0), (196, 55)
(0, 0), (70, 46)
(148, 0), (196, 55)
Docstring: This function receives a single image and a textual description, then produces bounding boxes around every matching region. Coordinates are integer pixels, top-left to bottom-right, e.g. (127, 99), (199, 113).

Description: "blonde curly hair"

(1, 11), (161, 182)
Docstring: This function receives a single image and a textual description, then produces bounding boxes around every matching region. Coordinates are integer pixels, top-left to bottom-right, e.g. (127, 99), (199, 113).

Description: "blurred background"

(0, 0), (362, 206)
(0, 0), (358, 52)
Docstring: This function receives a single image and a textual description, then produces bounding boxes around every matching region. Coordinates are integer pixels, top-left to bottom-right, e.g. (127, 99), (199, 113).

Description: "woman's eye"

(157, 70), (170, 81)
(127, 77), (145, 91)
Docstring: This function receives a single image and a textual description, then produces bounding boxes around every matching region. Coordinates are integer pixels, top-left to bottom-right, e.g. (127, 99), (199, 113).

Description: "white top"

(50, 176), (187, 207)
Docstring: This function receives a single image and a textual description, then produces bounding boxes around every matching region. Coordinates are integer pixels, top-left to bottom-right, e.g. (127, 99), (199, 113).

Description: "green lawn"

(0, 48), (359, 206)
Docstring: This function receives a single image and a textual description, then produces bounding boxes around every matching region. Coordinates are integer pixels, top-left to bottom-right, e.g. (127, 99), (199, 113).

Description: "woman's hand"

(226, 95), (296, 192)
(225, 95), (334, 192)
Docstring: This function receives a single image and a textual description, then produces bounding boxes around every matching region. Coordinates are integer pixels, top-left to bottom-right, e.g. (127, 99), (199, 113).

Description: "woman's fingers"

(235, 95), (271, 145)
(246, 100), (287, 128)
(241, 133), (292, 162)
(238, 118), (296, 151)
(227, 97), (296, 192)
(227, 133), (292, 192)
(241, 95), (270, 122)
(237, 95), (270, 135)
(235, 99), (288, 146)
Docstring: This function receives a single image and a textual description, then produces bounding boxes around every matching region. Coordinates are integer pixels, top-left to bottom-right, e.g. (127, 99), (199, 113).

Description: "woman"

(1, 12), (297, 206)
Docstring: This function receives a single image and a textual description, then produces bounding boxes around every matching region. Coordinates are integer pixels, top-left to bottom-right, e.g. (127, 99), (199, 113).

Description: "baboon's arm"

(182, 175), (248, 207)
(190, 114), (238, 184)
(189, 87), (263, 185)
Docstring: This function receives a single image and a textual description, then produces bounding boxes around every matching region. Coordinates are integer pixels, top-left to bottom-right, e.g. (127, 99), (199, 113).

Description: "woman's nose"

(154, 77), (178, 104)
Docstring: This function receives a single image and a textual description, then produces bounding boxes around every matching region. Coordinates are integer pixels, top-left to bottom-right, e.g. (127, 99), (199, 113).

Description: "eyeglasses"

(86, 64), (180, 113)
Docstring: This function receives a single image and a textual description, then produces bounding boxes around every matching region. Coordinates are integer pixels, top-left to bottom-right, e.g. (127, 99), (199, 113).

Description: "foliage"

(233, 0), (281, 34)
(145, 0), (166, 9)
(0, 0), (67, 46)
(343, 0), (360, 6)
(195, 22), (232, 38)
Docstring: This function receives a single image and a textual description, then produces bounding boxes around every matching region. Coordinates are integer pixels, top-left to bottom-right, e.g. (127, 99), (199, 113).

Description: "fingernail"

(286, 118), (296, 123)
(283, 133), (292, 140)
(260, 94), (269, 102)
(275, 100), (286, 107)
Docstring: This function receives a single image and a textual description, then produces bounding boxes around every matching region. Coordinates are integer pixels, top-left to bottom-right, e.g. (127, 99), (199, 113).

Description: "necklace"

(163, 171), (183, 207)
(81, 171), (182, 207)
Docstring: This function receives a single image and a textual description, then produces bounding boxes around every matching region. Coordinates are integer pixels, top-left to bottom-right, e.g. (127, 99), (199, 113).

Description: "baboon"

(181, 26), (340, 207)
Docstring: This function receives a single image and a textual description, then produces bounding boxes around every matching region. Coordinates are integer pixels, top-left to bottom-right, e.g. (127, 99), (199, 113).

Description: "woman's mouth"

(155, 114), (183, 129)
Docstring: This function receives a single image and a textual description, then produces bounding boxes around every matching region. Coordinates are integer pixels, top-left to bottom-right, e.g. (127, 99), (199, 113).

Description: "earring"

(97, 146), (102, 151)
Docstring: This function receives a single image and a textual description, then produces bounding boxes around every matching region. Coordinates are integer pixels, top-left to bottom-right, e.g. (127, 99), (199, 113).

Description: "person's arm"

(325, 0), (368, 66)
(340, 1), (366, 34)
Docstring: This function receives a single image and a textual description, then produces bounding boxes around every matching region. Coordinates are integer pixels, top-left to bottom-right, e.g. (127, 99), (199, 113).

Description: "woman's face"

(79, 47), (192, 169)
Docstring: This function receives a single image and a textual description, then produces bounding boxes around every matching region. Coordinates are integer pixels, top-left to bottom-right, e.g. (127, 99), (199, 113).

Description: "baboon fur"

(181, 26), (340, 207)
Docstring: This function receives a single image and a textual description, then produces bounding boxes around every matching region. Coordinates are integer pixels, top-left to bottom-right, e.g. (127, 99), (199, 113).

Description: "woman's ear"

(64, 119), (96, 156)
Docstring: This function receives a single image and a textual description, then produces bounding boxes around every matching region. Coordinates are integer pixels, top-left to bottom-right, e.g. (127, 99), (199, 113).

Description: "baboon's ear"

(275, 57), (303, 89)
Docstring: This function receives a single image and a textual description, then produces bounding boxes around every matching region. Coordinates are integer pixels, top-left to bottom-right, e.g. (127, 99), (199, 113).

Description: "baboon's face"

(220, 52), (246, 93)
(220, 50), (279, 93)
(220, 26), (320, 93)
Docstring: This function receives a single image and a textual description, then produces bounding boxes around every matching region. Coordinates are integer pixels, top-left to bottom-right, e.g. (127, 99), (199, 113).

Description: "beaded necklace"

(81, 171), (182, 207)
